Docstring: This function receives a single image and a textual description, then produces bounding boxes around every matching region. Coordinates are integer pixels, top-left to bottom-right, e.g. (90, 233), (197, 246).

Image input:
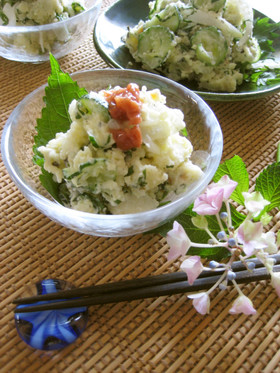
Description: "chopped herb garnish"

(89, 135), (100, 148)
(138, 169), (147, 187)
(84, 193), (108, 214)
(243, 67), (280, 87)
(72, 2), (85, 14)
(180, 127), (188, 138)
(126, 166), (134, 176)
(253, 16), (280, 59)
(244, 15), (280, 87)
(0, 10), (8, 24)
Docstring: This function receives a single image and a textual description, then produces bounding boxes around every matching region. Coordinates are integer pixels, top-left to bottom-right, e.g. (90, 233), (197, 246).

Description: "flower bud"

(229, 294), (257, 315)
(209, 260), (219, 269)
(247, 261), (256, 270)
(228, 238), (236, 247)
(217, 231), (227, 241)
(220, 212), (228, 221)
(227, 271), (236, 281)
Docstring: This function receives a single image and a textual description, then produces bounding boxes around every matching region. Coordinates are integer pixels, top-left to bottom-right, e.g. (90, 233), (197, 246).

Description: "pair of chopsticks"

(13, 254), (280, 313)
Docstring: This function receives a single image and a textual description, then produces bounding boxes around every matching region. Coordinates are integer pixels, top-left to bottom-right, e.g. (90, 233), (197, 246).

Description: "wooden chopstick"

(13, 254), (280, 306)
(14, 259), (280, 314)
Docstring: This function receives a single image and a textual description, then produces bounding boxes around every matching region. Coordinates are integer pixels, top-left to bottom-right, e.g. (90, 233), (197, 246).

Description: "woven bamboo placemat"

(1, 1), (280, 372)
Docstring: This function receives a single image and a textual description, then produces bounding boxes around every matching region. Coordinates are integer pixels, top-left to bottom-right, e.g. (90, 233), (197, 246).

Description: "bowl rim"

(1, 68), (223, 223)
(0, 0), (101, 34)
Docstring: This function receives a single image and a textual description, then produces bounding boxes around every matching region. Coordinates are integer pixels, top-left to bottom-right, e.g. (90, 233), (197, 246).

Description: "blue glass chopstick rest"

(14, 279), (88, 350)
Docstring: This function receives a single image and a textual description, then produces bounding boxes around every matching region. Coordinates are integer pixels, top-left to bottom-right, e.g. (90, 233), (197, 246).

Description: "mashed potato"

(0, 0), (85, 55)
(38, 84), (203, 214)
(0, 0), (85, 26)
(125, 0), (261, 92)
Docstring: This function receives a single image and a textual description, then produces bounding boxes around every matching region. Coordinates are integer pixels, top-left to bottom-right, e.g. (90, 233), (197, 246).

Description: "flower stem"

(216, 213), (224, 232)
(191, 242), (228, 248)
(232, 279), (244, 296)
(206, 270), (227, 295)
(205, 227), (219, 243)
(202, 266), (226, 272)
(225, 200), (233, 228)
(277, 142), (280, 163)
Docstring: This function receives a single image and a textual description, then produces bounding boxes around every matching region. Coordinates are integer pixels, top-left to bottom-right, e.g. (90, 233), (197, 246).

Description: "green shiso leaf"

(39, 169), (62, 203)
(212, 155), (249, 205)
(33, 54), (88, 203)
(33, 53), (88, 156)
(255, 162), (280, 213)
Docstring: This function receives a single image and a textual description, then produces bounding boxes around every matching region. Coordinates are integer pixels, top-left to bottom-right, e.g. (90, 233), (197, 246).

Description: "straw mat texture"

(1, 1), (280, 371)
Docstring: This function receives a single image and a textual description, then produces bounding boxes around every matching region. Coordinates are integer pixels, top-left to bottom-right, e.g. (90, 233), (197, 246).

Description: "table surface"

(1, 1), (280, 372)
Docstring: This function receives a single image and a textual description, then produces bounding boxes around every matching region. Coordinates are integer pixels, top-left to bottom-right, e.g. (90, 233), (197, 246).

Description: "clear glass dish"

(1, 69), (223, 237)
(0, 0), (101, 63)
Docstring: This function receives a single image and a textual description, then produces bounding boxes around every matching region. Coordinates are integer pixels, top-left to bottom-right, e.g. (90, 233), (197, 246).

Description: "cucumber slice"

(191, 26), (227, 65)
(77, 94), (110, 123)
(146, 4), (181, 32)
(138, 25), (174, 69)
(63, 158), (115, 188)
(149, 0), (170, 19)
(63, 161), (99, 180)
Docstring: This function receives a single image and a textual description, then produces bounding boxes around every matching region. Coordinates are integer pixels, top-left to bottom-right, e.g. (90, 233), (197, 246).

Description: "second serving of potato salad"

(0, 0), (86, 55)
(38, 83), (203, 215)
(0, 0), (85, 26)
(125, 0), (261, 92)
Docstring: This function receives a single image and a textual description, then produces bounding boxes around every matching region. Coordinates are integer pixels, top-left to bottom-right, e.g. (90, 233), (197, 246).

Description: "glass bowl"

(0, 0), (101, 63)
(1, 69), (223, 237)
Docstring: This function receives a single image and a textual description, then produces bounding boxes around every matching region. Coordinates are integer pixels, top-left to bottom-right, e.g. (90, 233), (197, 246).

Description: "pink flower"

(188, 292), (210, 315)
(209, 175), (238, 200)
(257, 252), (275, 272)
(243, 191), (270, 216)
(181, 256), (204, 285)
(229, 295), (257, 315)
(236, 220), (266, 256)
(260, 232), (278, 255)
(271, 273), (280, 297)
(193, 187), (224, 215)
(166, 221), (191, 261)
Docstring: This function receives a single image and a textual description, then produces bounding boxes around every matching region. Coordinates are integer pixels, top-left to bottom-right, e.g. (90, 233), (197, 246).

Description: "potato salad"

(125, 0), (261, 92)
(0, 0), (85, 26)
(38, 84), (203, 215)
(0, 0), (85, 55)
